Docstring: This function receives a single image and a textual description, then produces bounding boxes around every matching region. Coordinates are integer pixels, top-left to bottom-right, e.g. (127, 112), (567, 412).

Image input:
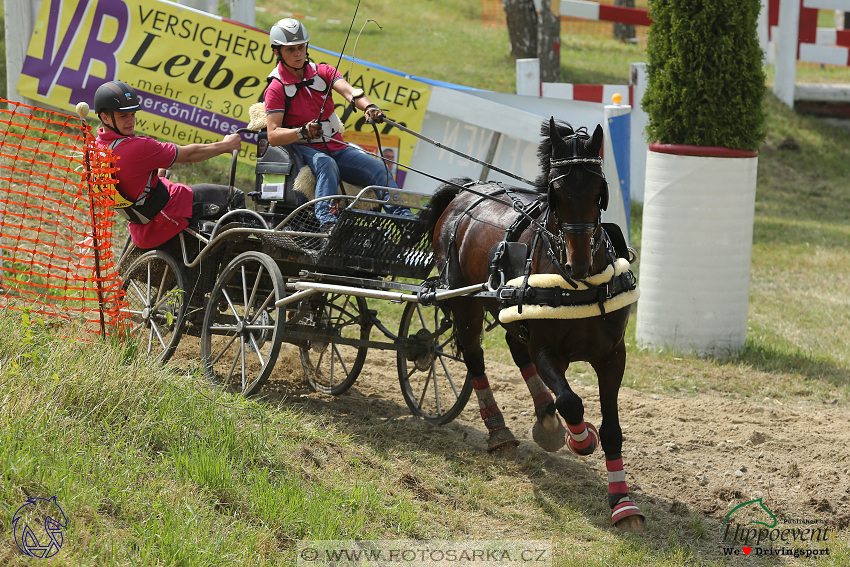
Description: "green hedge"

(643, 0), (766, 150)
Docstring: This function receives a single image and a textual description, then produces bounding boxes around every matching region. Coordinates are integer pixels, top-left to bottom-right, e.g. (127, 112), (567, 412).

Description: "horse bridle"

(548, 153), (607, 262)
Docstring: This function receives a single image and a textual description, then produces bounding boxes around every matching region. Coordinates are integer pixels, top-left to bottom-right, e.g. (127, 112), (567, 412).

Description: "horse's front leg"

(531, 345), (600, 457)
(592, 343), (645, 531)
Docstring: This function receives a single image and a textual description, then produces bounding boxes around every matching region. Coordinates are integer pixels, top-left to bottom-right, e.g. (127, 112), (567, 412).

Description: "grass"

(2, 1), (850, 565)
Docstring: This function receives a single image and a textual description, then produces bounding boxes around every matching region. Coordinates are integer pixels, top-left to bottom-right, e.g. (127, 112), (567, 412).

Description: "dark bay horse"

(423, 118), (644, 530)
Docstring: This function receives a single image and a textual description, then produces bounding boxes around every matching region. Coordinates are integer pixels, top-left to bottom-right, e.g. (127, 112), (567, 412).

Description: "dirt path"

(242, 344), (849, 531)
(173, 335), (848, 564)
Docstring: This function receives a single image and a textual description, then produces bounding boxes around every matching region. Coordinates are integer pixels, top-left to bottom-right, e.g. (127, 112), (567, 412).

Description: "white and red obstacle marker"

(558, 0), (651, 28)
(768, 0), (850, 67)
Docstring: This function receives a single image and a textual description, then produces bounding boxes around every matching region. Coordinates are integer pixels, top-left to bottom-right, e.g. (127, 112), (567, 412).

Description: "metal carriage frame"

(117, 169), (478, 425)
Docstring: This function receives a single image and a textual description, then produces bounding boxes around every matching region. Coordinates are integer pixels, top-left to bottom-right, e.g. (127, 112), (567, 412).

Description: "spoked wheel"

(200, 251), (285, 396)
(299, 293), (369, 395)
(397, 302), (471, 424)
(121, 250), (187, 363)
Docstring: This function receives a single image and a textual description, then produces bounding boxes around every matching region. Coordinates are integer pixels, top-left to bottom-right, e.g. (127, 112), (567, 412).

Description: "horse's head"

(539, 117), (607, 279)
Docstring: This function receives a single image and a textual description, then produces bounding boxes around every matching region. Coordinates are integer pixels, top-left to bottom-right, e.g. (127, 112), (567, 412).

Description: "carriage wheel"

(121, 250), (187, 363)
(299, 293), (369, 395)
(200, 251), (285, 396)
(397, 302), (472, 425)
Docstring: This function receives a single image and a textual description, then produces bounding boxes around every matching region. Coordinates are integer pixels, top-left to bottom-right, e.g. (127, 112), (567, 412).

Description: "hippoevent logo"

(719, 498), (832, 558)
(12, 496), (68, 558)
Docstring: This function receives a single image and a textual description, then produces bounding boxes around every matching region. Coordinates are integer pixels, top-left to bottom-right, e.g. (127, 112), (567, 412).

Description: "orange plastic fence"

(482, 0), (650, 43)
(0, 99), (128, 336)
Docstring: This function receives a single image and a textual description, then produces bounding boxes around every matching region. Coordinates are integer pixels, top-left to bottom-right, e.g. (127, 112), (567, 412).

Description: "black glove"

(365, 104), (385, 124)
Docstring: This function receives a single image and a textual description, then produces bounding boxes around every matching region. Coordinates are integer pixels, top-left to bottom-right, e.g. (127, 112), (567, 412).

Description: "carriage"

(116, 128), (473, 425)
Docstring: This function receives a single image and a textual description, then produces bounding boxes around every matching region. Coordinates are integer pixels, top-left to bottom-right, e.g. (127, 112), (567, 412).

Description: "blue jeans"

(298, 144), (413, 226)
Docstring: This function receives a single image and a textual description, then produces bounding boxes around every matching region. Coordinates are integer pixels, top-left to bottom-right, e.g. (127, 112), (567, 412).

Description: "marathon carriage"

(117, 128), (473, 424)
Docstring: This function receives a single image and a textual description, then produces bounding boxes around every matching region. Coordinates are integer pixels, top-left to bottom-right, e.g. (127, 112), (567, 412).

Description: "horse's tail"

(420, 178), (471, 242)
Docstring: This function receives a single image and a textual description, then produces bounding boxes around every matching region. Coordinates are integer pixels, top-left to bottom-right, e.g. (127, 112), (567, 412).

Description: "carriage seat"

(251, 132), (379, 215)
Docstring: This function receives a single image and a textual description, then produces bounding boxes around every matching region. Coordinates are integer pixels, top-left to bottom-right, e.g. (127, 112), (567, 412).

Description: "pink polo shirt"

(96, 128), (192, 249)
(264, 62), (346, 151)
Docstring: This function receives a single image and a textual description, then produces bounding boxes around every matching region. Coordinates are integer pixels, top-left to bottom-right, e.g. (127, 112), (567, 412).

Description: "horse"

(422, 117), (644, 531)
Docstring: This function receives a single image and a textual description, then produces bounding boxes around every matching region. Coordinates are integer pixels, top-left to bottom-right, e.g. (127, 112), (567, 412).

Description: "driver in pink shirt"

(94, 81), (244, 249)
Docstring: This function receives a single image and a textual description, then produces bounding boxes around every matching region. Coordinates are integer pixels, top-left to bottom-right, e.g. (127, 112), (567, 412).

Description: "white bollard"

(635, 147), (758, 357)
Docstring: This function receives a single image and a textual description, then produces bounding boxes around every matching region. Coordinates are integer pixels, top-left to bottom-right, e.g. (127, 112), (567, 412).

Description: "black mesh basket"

(318, 209), (435, 279)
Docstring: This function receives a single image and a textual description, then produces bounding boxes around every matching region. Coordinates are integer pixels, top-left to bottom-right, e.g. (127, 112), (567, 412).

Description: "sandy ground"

(222, 343), (850, 533)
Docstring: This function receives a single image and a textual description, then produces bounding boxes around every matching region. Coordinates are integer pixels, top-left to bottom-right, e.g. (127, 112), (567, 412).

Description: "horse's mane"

(533, 119), (575, 191)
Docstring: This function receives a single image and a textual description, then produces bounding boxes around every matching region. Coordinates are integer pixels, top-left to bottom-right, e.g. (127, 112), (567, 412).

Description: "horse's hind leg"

(592, 345), (645, 531)
(505, 333), (565, 452)
(456, 302), (519, 454)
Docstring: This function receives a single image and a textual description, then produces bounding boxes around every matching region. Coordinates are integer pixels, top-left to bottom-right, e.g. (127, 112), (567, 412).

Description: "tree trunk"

(537, 0), (561, 82)
(503, 0), (538, 59)
(613, 0), (636, 42)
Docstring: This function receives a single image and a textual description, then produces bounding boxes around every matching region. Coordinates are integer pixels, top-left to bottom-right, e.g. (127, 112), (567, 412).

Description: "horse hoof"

(530, 416), (567, 452)
(487, 428), (520, 456)
(567, 422), (599, 456)
(612, 501), (646, 531)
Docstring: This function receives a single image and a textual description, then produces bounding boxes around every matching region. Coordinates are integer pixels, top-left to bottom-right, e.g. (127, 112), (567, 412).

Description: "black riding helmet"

(94, 81), (141, 134)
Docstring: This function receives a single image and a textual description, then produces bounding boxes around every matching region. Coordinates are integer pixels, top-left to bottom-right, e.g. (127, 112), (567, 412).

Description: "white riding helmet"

(270, 18), (310, 46)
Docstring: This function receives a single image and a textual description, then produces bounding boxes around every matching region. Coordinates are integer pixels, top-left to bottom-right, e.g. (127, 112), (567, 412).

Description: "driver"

(94, 80), (245, 249)
(263, 18), (411, 233)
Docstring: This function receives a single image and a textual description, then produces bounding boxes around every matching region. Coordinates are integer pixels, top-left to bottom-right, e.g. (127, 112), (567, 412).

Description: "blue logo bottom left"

(12, 495), (68, 558)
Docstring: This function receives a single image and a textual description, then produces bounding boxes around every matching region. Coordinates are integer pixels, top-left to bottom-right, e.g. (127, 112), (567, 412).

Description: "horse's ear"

(589, 124), (604, 156)
(550, 117), (569, 159)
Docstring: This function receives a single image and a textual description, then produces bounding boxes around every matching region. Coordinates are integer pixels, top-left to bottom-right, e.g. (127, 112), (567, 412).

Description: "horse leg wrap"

(520, 364), (554, 411)
(606, 455), (645, 525)
(472, 375), (520, 452)
(566, 421), (599, 456)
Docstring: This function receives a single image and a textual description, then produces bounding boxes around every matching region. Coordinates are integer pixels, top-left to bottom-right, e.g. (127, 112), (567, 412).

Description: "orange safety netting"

(481, 0), (650, 43)
(0, 98), (128, 337)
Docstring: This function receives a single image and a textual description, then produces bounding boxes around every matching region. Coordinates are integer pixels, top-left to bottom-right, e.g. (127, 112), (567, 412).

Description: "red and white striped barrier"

(559, 0), (652, 27)
(541, 82), (632, 105)
(770, 0), (850, 66)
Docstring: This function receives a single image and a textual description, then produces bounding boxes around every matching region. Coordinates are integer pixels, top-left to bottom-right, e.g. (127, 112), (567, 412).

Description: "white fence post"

(774, 0), (801, 108)
(516, 58), (541, 96)
(629, 62), (648, 204)
(178, 0), (218, 14)
(4, 0), (40, 109)
(230, 0), (255, 26)
(758, 0), (770, 64)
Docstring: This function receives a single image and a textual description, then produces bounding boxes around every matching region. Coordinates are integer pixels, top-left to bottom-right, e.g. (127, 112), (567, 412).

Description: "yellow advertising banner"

(17, 0), (431, 176)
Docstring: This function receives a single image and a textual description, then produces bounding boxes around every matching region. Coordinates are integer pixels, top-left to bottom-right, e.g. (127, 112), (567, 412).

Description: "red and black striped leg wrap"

(520, 364), (554, 414)
(606, 454), (644, 525)
(472, 375), (519, 452)
(566, 420), (599, 456)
